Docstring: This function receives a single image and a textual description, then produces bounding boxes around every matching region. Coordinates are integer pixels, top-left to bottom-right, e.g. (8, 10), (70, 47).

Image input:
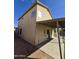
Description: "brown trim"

(36, 18), (65, 28)
(54, 17), (65, 21)
(47, 8), (53, 19)
(18, 2), (53, 21)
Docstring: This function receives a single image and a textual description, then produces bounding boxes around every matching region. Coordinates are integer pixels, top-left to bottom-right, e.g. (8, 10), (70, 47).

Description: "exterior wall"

(36, 4), (52, 21)
(18, 5), (37, 45)
(18, 4), (53, 45)
(35, 23), (52, 45)
(35, 4), (53, 45)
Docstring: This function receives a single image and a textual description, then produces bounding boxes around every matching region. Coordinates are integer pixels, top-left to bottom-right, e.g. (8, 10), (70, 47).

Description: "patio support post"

(57, 21), (63, 59)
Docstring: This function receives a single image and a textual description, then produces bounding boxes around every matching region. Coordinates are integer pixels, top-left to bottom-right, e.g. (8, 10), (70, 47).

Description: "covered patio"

(36, 17), (65, 59)
(36, 18), (65, 28)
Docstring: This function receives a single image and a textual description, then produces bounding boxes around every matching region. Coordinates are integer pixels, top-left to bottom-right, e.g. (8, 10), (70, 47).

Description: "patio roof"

(36, 18), (65, 28)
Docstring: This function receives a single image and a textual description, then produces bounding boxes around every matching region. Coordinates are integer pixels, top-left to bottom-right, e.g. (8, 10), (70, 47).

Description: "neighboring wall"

(18, 5), (37, 45)
(36, 4), (52, 21)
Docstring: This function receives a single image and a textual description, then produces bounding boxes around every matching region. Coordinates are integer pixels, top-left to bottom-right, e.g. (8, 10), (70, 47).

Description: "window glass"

(31, 10), (36, 17)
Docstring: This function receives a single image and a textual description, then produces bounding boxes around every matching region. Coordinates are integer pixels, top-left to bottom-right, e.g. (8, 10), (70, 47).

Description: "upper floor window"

(31, 10), (36, 17)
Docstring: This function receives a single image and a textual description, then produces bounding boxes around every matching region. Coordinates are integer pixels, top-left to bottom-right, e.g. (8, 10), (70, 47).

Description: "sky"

(14, 0), (65, 27)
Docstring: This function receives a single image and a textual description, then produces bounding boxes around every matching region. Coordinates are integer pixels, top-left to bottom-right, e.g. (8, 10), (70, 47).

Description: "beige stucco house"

(18, 1), (65, 45)
(18, 1), (65, 59)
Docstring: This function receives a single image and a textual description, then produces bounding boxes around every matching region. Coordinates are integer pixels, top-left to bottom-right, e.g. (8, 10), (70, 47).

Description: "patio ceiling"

(36, 18), (65, 28)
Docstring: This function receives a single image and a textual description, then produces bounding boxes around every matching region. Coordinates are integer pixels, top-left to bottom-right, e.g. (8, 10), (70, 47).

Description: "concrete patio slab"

(27, 49), (54, 59)
(40, 39), (64, 59)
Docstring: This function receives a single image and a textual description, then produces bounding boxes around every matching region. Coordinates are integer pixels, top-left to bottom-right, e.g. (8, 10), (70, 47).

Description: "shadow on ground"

(14, 31), (53, 59)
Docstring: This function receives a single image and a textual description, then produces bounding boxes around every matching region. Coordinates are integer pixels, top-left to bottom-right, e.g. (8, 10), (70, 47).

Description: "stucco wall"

(35, 23), (52, 45)
(36, 4), (52, 21)
(18, 4), (53, 45)
(18, 5), (37, 45)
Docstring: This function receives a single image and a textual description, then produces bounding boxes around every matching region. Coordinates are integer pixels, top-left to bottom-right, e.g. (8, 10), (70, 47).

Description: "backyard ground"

(14, 34), (54, 59)
(14, 32), (64, 59)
